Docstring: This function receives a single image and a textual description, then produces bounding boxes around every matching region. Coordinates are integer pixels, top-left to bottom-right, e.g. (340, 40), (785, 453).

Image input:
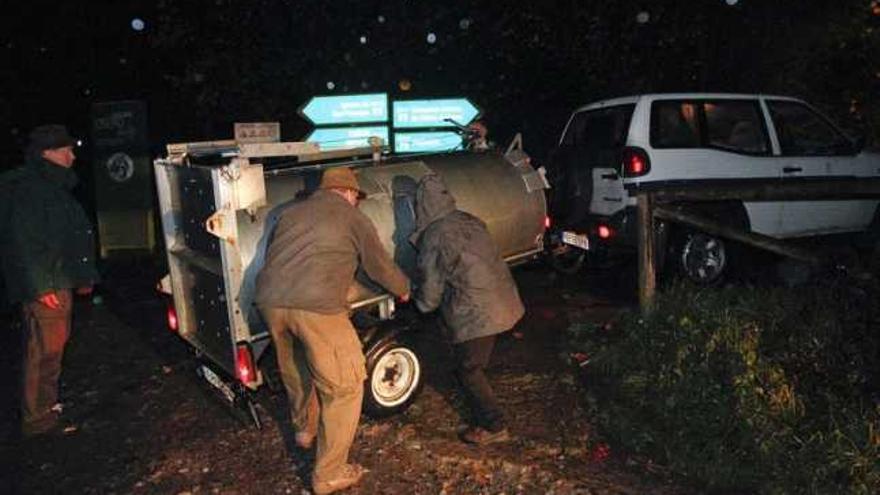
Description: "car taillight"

(166, 303), (179, 332)
(622, 146), (650, 177)
(236, 344), (257, 385)
(597, 224), (614, 239)
(544, 216), (551, 229)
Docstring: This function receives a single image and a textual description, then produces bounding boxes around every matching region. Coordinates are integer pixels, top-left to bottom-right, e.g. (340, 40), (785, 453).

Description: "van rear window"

(561, 104), (635, 149)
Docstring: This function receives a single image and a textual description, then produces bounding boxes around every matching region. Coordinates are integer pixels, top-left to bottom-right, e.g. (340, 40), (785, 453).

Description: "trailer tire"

(363, 339), (423, 417)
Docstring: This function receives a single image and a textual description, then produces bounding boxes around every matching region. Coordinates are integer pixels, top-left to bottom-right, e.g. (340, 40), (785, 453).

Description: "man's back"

(255, 189), (407, 313)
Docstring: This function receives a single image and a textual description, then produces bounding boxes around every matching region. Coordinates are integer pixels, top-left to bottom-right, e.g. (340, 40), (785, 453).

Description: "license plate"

(199, 365), (236, 403)
(561, 231), (590, 251)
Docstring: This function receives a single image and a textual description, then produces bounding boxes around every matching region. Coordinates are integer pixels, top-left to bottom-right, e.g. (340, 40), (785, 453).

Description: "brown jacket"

(255, 190), (409, 313)
(411, 174), (524, 343)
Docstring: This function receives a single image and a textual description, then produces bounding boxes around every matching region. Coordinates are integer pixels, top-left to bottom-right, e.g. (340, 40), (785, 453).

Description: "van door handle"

(601, 172), (619, 180)
(783, 166), (802, 173)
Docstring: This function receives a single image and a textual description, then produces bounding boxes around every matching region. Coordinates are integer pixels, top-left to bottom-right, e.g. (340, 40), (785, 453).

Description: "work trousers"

(21, 290), (72, 434)
(262, 307), (366, 482)
(453, 333), (505, 432)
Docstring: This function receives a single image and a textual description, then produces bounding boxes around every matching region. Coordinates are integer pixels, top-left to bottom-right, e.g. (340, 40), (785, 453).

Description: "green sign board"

(394, 131), (462, 153)
(392, 98), (480, 128)
(305, 126), (389, 150)
(300, 93), (388, 125)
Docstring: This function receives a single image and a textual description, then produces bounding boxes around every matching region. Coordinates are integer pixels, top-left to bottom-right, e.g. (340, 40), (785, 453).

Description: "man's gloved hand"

(38, 291), (61, 310)
(75, 286), (93, 296)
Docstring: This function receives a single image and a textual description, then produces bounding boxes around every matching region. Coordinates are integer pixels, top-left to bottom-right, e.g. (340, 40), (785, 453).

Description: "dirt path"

(3, 263), (693, 494)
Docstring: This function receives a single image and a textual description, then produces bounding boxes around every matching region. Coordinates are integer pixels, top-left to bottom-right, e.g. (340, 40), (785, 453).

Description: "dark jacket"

(255, 189), (409, 313)
(411, 174), (524, 343)
(0, 155), (99, 303)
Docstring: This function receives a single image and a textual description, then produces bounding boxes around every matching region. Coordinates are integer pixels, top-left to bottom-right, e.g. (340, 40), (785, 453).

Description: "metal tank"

(236, 150), (548, 314)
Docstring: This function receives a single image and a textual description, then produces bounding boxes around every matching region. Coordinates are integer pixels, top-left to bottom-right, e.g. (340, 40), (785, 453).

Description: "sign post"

(90, 100), (154, 258)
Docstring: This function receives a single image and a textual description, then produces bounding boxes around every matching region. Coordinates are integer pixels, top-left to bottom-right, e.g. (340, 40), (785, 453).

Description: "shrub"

(569, 275), (880, 494)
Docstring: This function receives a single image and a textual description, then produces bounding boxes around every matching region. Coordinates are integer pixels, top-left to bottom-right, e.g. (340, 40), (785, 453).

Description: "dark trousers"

(21, 290), (72, 433)
(453, 334), (505, 432)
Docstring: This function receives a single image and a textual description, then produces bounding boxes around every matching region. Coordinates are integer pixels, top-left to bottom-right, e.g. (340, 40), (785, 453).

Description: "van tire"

(668, 202), (749, 285)
(676, 231), (729, 285)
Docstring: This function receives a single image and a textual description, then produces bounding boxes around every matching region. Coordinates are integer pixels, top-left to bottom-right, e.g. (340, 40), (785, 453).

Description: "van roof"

(572, 93), (804, 113)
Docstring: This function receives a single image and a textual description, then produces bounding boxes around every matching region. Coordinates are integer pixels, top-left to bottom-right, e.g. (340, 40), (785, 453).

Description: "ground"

(0, 259), (696, 495)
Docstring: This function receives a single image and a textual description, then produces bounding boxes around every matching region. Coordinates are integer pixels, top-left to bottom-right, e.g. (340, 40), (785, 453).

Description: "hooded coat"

(411, 174), (524, 343)
(0, 154), (99, 303)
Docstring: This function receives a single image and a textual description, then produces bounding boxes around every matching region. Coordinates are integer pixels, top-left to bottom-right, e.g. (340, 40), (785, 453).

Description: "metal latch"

(205, 208), (237, 244)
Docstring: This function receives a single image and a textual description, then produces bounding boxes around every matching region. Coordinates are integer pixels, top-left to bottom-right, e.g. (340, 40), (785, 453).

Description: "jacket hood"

(25, 153), (78, 190)
(411, 173), (457, 244)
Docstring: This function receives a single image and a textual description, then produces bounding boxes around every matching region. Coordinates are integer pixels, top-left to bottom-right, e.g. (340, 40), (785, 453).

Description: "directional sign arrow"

(392, 98), (480, 129)
(305, 126), (389, 150)
(300, 93), (389, 125)
(393, 131), (462, 153)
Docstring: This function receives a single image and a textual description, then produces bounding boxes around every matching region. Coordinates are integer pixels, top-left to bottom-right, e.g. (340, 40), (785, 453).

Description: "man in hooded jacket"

(410, 173), (524, 445)
(0, 125), (99, 437)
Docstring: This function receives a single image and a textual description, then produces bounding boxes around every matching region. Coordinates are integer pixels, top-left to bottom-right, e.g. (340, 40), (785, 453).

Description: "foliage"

(569, 275), (880, 494)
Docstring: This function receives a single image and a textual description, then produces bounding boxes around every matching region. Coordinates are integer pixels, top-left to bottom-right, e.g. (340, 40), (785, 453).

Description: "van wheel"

(363, 340), (423, 417)
(678, 232), (728, 285)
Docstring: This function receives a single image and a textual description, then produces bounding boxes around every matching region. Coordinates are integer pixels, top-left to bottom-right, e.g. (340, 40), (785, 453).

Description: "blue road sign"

(393, 131), (462, 153)
(392, 98), (480, 128)
(305, 126), (389, 150)
(300, 93), (388, 125)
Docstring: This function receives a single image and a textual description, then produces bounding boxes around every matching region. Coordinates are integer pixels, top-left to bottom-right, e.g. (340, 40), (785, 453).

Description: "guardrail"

(635, 178), (880, 313)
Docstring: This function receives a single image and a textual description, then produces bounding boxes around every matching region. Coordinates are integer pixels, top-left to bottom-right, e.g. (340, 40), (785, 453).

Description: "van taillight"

(166, 303), (179, 332)
(622, 147), (650, 177)
(597, 224), (614, 239)
(544, 216), (551, 229)
(236, 344), (257, 385)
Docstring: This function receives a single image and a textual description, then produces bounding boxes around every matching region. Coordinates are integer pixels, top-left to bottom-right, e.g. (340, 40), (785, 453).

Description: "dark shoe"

(22, 413), (59, 438)
(312, 463), (367, 494)
(460, 426), (510, 445)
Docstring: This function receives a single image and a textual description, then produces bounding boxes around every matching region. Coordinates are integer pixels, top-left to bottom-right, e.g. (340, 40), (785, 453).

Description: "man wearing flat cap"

(255, 166), (409, 494)
(0, 124), (99, 437)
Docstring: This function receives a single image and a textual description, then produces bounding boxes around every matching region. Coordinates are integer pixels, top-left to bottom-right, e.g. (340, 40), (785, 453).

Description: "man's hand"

(75, 286), (93, 296)
(38, 291), (61, 310)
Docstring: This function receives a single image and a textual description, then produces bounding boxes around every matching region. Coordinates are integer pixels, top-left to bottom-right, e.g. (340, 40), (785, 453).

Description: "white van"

(547, 93), (879, 283)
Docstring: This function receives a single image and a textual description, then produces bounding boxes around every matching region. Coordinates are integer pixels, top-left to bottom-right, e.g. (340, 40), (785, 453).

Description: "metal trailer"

(153, 140), (548, 424)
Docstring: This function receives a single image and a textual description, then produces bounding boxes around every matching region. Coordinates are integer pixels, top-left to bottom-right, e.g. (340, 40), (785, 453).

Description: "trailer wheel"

(363, 340), (423, 417)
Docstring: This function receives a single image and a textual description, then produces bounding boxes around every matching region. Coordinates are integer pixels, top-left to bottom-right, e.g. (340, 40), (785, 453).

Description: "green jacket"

(0, 154), (99, 303)
(255, 189), (409, 313)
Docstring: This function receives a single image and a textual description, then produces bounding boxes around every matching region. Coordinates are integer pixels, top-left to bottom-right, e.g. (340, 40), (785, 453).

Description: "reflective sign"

(300, 93), (388, 125)
(305, 126), (389, 150)
(392, 98), (480, 128)
(393, 131), (462, 153)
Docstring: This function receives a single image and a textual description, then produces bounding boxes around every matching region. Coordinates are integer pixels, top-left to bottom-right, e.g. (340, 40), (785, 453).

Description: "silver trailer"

(154, 140), (548, 423)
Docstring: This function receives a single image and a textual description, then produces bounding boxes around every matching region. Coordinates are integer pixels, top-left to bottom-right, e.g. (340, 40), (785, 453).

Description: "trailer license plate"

(199, 365), (236, 403)
(562, 231), (590, 251)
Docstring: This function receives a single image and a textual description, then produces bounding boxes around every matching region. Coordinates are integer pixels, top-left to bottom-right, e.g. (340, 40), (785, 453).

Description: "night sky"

(1, 0), (878, 167)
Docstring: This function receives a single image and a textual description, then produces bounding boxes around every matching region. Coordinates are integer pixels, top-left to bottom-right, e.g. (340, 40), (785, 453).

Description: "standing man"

(255, 167), (409, 495)
(410, 173), (524, 445)
(0, 125), (99, 437)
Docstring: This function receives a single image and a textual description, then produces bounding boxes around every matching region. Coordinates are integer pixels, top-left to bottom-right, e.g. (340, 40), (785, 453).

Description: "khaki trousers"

(21, 290), (72, 433)
(262, 307), (366, 482)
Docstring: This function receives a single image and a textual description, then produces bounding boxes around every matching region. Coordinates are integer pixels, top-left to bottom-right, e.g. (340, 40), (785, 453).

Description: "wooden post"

(637, 192), (656, 314)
